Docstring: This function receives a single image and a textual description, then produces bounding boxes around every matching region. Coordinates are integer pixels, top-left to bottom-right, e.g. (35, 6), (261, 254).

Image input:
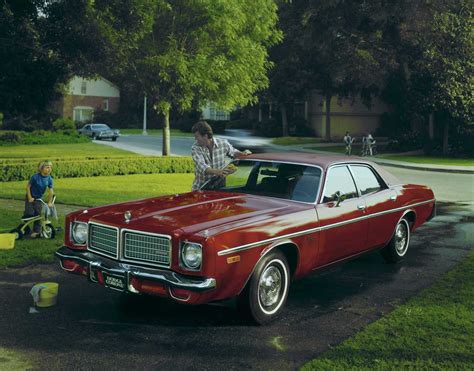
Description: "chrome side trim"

(217, 198), (435, 256)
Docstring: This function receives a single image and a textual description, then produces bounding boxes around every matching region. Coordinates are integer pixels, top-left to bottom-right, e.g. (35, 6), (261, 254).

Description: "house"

(201, 102), (230, 121)
(307, 92), (389, 139)
(53, 76), (120, 122)
(253, 91), (390, 139)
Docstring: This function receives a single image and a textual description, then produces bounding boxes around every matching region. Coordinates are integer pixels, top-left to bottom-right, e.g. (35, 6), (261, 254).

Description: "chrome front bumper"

(55, 246), (216, 292)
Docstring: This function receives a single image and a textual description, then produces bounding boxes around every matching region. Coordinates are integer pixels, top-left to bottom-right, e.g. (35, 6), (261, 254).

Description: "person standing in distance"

(191, 120), (251, 190)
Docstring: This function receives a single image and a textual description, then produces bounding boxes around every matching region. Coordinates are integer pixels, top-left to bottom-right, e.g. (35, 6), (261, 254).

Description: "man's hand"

(28, 197), (35, 203)
(242, 149), (252, 155)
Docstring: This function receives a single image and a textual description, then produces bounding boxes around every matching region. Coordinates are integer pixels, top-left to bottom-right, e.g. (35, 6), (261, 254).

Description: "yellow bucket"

(0, 233), (16, 250)
(34, 282), (59, 308)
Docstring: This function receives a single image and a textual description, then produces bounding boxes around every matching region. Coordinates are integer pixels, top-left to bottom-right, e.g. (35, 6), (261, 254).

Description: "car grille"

(123, 231), (171, 267)
(87, 223), (171, 267)
(89, 223), (118, 258)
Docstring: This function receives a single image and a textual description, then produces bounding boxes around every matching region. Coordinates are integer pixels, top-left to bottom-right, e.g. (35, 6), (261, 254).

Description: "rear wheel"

(112, 137), (117, 142)
(237, 251), (290, 325)
(381, 218), (410, 263)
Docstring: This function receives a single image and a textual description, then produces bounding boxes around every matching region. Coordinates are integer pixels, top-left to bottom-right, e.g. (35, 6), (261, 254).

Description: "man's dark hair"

(191, 120), (213, 139)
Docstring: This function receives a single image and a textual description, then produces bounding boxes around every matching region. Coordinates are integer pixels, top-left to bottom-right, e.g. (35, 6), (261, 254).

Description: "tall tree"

(50, 0), (281, 155)
(380, 0), (473, 154)
(0, 0), (69, 125)
(270, 0), (393, 140)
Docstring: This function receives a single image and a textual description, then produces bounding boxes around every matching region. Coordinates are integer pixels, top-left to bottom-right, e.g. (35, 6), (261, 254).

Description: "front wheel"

(41, 224), (56, 239)
(381, 218), (410, 263)
(237, 251), (290, 325)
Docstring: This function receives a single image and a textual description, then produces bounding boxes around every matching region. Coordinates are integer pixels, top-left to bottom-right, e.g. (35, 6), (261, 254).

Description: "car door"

(315, 165), (368, 265)
(349, 164), (400, 250)
(83, 125), (91, 136)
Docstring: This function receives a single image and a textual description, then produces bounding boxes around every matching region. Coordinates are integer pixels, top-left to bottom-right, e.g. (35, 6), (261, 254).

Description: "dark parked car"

(56, 153), (435, 324)
(78, 123), (120, 141)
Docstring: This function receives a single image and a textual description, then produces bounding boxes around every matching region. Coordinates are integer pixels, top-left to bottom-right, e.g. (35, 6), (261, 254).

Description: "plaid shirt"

(191, 137), (237, 190)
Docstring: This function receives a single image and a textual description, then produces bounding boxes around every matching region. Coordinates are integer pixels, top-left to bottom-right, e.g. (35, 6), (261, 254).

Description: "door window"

(322, 166), (358, 203)
(350, 165), (383, 195)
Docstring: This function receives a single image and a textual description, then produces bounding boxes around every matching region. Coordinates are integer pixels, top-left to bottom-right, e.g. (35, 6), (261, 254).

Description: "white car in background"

(78, 123), (120, 141)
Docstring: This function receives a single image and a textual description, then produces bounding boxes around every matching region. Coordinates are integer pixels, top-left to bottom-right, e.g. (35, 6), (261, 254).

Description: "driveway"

(0, 202), (472, 370)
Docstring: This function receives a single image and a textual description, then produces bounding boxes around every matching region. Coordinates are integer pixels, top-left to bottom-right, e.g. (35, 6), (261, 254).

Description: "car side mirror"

(334, 191), (346, 207)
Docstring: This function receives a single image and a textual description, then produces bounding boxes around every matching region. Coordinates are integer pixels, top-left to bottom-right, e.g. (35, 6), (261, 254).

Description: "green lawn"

(0, 143), (139, 160)
(120, 128), (193, 137)
(0, 205), (66, 268)
(302, 252), (474, 370)
(272, 137), (327, 146)
(0, 173), (194, 206)
(380, 155), (474, 166)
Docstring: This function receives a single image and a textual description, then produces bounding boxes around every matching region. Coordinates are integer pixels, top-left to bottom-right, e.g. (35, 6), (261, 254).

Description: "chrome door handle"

(390, 195), (397, 201)
(357, 204), (366, 211)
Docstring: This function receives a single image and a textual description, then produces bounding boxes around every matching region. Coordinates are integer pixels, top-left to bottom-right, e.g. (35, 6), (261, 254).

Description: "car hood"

(86, 191), (296, 236)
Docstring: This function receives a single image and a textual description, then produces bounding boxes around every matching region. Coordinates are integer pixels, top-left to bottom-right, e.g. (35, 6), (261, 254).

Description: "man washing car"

(191, 120), (251, 190)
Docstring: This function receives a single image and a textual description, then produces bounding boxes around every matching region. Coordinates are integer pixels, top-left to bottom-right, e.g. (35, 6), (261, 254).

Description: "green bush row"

(1, 157), (194, 182)
(0, 130), (90, 145)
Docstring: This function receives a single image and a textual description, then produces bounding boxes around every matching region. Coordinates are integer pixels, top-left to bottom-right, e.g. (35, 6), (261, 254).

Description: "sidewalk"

(268, 143), (474, 174)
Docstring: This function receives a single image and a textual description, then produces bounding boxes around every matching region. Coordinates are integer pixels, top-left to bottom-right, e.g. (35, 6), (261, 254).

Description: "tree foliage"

(0, 1), (69, 121)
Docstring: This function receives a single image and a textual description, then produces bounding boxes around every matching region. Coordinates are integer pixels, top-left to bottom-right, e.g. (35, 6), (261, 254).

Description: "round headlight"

(181, 242), (202, 269)
(72, 222), (88, 244)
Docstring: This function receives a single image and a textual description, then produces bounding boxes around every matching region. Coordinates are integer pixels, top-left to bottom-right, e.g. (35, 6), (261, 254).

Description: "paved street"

(0, 202), (471, 370)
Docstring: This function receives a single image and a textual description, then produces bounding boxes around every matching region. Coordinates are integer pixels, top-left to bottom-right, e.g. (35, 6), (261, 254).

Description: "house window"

(81, 82), (87, 94)
(103, 99), (109, 111)
(73, 107), (93, 122)
(207, 103), (230, 121)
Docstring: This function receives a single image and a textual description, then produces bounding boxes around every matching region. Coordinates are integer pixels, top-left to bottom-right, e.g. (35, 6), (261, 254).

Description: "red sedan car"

(56, 153), (436, 324)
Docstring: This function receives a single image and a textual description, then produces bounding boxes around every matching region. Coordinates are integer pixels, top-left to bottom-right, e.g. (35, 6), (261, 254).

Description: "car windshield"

(202, 160), (322, 203)
(92, 124), (110, 130)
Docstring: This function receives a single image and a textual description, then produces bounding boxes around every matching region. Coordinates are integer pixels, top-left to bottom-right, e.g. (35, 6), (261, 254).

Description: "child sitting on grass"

(24, 160), (55, 238)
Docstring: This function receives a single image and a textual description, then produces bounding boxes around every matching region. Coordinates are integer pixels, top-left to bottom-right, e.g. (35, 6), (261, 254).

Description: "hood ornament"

(124, 211), (132, 222)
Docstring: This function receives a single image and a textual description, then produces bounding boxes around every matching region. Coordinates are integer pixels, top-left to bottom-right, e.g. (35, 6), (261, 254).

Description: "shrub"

(0, 130), (89, 145)
(1, 156), (194, 182)
(52, 118), (76, 133)
(0, 131), (21, 143)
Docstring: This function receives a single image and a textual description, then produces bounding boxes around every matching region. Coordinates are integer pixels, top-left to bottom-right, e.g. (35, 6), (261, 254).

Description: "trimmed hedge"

(0, 130), (90, 145)
(1, 157), (194, 182)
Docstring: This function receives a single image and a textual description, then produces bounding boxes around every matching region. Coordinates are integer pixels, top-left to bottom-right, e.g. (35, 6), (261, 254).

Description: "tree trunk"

(280, 104), (288, 137)
(428, 112), (434, 140)
(162, 110), (170, 156)
(325, 93), (331, 141)
(442, 119), (449, 155)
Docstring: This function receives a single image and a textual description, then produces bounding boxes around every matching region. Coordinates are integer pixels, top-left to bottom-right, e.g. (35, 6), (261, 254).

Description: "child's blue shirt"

(29, 173), (54, 199)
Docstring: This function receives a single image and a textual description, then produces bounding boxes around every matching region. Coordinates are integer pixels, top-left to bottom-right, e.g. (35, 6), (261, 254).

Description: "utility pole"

(142, 95), (148, 135)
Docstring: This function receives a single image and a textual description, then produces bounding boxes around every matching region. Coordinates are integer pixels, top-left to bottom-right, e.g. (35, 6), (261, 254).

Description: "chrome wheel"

(381, 217), (411, 263)
(237, 251), (290, 324)
(258, 266), (282, 308)
(395, 222), (408, 255)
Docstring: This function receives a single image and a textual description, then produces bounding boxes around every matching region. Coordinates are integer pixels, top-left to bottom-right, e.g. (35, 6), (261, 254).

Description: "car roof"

(243, 152), (401, 186)
(245, 152), (367, 168)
